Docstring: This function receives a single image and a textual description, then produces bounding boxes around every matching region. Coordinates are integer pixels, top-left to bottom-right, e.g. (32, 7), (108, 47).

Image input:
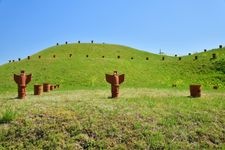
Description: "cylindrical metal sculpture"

(14, 70), (32, 99)
(43, 83), (50, 92)
(34, 85), (43, 95)
(105, 71), (125, 98)
(50, 85), (54, 91)
(190, 84), (201, 97)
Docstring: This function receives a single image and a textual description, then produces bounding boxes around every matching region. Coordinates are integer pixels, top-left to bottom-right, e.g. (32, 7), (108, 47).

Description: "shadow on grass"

(187, 96), (201, 98)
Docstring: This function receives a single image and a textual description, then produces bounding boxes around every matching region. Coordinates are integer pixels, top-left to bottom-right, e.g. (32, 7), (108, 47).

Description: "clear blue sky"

(1, 0), (225, 64)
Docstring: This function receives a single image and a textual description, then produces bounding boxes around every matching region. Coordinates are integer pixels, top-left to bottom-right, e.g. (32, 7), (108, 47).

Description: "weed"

(0, 107), (17, 123)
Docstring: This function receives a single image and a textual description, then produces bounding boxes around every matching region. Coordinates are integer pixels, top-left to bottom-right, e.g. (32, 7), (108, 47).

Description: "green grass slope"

(0, 43), (225, 93)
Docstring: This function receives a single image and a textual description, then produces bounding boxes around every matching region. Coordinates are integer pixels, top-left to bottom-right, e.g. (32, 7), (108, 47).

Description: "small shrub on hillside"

(212, 60), (225, 74)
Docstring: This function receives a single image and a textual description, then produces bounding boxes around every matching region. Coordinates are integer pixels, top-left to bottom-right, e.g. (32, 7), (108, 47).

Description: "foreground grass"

(0, 88), (225, 149)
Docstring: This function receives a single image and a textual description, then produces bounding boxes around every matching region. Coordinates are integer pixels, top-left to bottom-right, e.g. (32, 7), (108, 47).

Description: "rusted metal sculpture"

(34, 85), (43, 95)
(105, 71), (125, 98)
(212, 53), (217, 59)
(213, 85), (219, 90)
(50, 85), (54, 91)
(14, 70), (32, 99)
(190, 84), (201, 98)
(43, 83), (50, 92)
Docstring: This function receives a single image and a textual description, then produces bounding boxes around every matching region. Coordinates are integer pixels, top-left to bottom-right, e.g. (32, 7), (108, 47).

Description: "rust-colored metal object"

(194, 56), (198, 60)
(213, 85), (219, 90)
(190, 84), (201, 97)
(212, 53), (217, 59)
(50, 85), (54, 91)
(14, 70), (32, 99)
(43, 83), (50, 92)
(34, 85), (43, 95)
(105, 71), (125, 98)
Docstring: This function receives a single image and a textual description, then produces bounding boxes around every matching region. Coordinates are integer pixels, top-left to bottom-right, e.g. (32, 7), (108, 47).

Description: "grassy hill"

(0, 43), (225, 93)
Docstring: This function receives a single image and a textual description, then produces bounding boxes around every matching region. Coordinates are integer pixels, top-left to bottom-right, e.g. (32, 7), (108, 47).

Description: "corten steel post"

(14, 70), (32, 99)
(190, 85), (201, 98)
(34, 85), (43, 95)
(43, 83), (50, 92)
(50, 85), (54, 91)
(105, 71), (125, 98)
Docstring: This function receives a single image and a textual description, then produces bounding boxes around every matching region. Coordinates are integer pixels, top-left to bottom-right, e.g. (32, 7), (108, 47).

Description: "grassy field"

(0, 88), (224, 149)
